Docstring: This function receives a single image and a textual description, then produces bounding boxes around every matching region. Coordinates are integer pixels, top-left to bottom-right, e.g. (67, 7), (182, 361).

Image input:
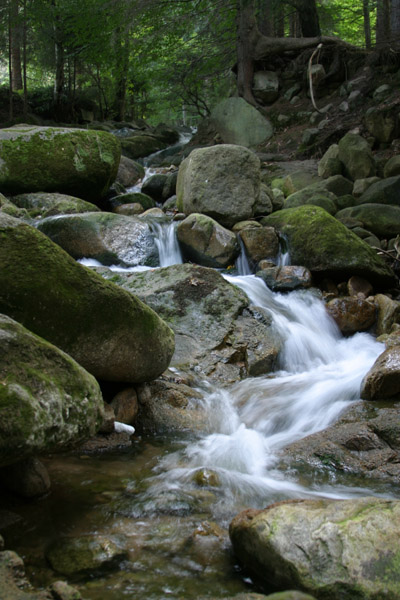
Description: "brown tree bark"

(236, 0), (259, 107)
(391, 0), (400, 47)
(10, 0), (23, 91)
(294, 0), (321, 37)
(376, 0), (391, 48)
(363, 0), (371, 49)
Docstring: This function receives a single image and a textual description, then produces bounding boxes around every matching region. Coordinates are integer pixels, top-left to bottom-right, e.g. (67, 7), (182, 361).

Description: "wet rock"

(120, 134), (166, 160)
(98, 403), (115, 434)
(193, 469), (221, 487)
(177, 213), (239, 268)
(109, 192), (155, 211)
(0, 126), (121, 202)
(256, 266), (312, 292)
(326, 296), (376, 335)
(96, 264), (281, 384)
(113, 203), (144, 216)
(0, 313), (104, 467)
(49, 580), (82, 600)
(230, 497), (400, 599)
(141, 173), (168, 203)
(0, 458), (50, 498)
(374, 293), (400, 335)
(338, 132), (376, 181)
(282, 402), (400, 482)
(110, 387), (138, 425)
(238, 226), (279, 264)
(177, 144), (260, 228)
(11, 192), (100, 219)
(0, 214), (175, 383)
(262, 206), (395, 287)
(347, 275), (373, 297)
(115, 155), (145, 188)
(37, 212), (158, 267)
(0, 548), (48, 599)
(361, 346), (400, 400)
(46, 535), (128, 576)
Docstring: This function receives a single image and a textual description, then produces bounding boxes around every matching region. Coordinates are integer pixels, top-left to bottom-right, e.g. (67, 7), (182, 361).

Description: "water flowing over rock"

(0, 126), (121, 202)
(0, 313), (104, 468)
(177, 213), (239, 268)
(0, 213), (174, 382)
(230, 497), (400, 599)
(37, 212), (158, 267)
(262, 205), (395, 286)
(177, 144), (261, 228)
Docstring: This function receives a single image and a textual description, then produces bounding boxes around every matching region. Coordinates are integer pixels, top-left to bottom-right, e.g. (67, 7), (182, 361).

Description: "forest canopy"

(0, 0), (399, 125)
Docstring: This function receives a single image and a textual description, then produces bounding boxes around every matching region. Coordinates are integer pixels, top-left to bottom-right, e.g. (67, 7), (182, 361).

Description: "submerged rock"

(0, 213), (174, 382)
(0, 125), (120, 202)
(230, 497), (400, 599)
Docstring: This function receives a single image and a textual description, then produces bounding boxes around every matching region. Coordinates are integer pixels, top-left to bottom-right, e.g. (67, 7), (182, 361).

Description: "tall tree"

(9, 0), (22, 90)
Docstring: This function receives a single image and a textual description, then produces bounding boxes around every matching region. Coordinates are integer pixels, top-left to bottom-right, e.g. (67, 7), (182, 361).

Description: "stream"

(1, 221), (399, 599)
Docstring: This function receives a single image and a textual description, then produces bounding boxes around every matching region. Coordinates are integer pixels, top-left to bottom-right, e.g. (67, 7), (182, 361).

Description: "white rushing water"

(141, 239), (386, 512)
(151, 222), (183, 267)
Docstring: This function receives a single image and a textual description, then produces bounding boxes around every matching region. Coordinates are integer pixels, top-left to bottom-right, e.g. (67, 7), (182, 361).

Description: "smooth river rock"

(230, 497), (400, 599)
(0, 213), (174, 382)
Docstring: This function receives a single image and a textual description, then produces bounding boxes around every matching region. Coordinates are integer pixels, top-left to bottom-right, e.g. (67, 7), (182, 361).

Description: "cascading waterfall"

(151, 221), (183, 267)
(138, 234), (387, 516)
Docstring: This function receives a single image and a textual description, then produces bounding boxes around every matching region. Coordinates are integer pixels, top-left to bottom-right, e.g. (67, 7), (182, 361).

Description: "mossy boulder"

(177, 213), (239, 268)
(356, 175), (400, 206)
(0, 313), (104, 467)
(177, 144), (260, 228)
(210, 97), (274, 148)
(0, 126), (121, 202)
(120, 134), (167, 159)
(116, 155), (145, 188)
(11, 192), (100, 219)
(261, 205), (395, 286)
(0, 213), (175, 382)
(336, 203), (400, 238)
(36, 212), (158, 267)
(338, 132), (376, 181)
(230, 497), (400, 599)
(110, 192), (155, 211)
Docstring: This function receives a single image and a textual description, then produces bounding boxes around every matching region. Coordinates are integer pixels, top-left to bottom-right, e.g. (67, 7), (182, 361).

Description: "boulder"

(326, 296), (376, 335)
(356, 175), (400, 205)
(230, 497), (400, 599)
(374, 293), (400, 335)
(109, 192), (155, 211)
(282, 402), (400, 483)
(141, 173), (168, 202)
(115, 155), (145, 188)
(238, 227), (279, 264)
(361, 346), (400, 400)
(120, 134), (167, 159)
(352, 177), (381, 198)
(336, 203), (400, 238)
(0, 458), (50, 498)
(95, 263), (282, 385)
(177, 213), (239, 268)
(282, 171), (321, 196)
(0, 125), (121, 202)
(37, 212), (158, 267)
(365, 107), (398, 143)
(261, 206), (395, 286)
(338, 132), (376, 181)
(256, 266), (312, 292)
(177, 144), (260, 228)
(0, 313), (104, 467)
(284, 192), (337, 215)
(318, 144), (342, 178)
(383, 155), (400, 178)
(0, 548), (58, 600)
(46, 536), (128, 576)
(0, 213), (175, 382)
(252, 71), (280, 104)
(10, 192), (100, 219)
(210, 98), (274, 148)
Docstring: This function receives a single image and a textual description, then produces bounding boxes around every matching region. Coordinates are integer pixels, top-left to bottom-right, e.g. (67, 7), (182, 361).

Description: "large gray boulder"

(37, 212), (158, 267)
(0, 213), (174, 382)
(0, 314), (104, 467)
(0, 125), (121, 202)
(177, 144), (261, 228)
(177, 213), (239, 268)
(210, 97), (274, 147)
(338, 132), (376, 181)
(262, 205), (395, 286)
(336, 203), (400, 238)
(230, 497), (400, 599)
(95, 263), (282, 385)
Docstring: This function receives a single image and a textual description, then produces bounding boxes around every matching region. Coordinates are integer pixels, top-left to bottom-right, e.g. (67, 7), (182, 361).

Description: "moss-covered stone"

(0, 313), (104, 467)
(0, 126), (121, 202)
(261, 205), (395, 286)
(0, 213), (174, 382)
(336, 203), (400, 238)
(120, 135), (167, 159)
(11, 192), (100, 219)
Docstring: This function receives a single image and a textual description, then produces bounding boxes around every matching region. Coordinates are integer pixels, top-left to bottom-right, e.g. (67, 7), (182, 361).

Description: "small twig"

(308, 43), (323, 114)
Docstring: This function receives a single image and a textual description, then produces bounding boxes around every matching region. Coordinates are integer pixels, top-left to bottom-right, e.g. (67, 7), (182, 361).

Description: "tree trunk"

(294, 0), (321, 37)
(22, 0), (27, 117)
(236, 0), (259, 106)
(52, 0), (65, 114)
(391, 0), (400, 47)
(113, 25), (130, 120)
(363, 0), (371, 49)
(257, 0), (274, 36)
(10, 0), (23, 91)
(376, 0), (391, 48)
